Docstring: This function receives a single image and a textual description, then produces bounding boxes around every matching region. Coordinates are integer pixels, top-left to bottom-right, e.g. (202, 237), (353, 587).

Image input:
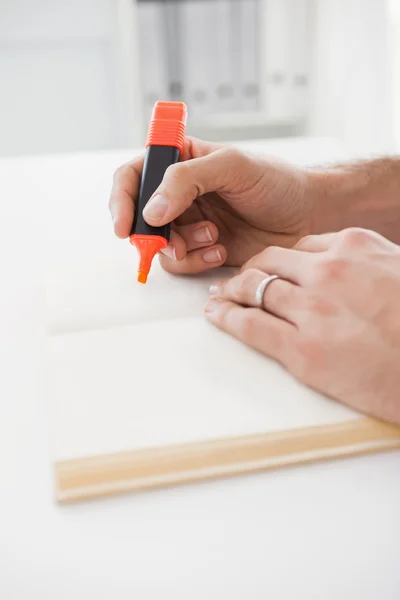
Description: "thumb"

(142, 147), (243, 226)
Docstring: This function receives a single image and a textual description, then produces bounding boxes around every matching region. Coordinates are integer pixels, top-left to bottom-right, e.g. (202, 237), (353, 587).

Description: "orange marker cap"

(145, 101), (187, 153)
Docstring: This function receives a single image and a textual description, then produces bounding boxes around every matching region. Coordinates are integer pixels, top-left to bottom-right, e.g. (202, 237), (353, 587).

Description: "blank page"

(47, 231), (235, 334)
(48, 317), (358, 463)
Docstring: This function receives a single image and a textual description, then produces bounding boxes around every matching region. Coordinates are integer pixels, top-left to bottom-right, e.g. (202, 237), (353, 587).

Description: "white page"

(46, 225), (235, 334)
(48, 317), (358, 462)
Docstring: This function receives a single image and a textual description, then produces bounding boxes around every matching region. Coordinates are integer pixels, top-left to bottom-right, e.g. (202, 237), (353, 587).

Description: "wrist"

(307, 159), (400, 241)
(307, 167), (366, 235)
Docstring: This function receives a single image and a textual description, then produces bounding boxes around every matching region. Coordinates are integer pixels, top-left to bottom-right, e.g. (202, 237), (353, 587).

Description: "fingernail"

(194, 225), (213, 243)
(205, 299), (222, 314)
(160, 244), (176, 260)
(209, 284), (220, 296)
(203, 248), (222, 263)
(143, 194), (168, 221)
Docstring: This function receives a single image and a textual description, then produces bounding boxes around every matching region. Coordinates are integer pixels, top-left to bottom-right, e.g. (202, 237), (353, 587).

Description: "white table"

(1, 138), (399, 599)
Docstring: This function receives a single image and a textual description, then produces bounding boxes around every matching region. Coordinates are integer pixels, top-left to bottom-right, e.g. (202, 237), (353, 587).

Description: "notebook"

(46, 142), (400, 503)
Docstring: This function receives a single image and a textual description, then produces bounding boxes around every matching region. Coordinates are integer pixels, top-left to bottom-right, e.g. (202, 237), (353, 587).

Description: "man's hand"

(205, 228), (400, 425)
(109, 137), (312, 274)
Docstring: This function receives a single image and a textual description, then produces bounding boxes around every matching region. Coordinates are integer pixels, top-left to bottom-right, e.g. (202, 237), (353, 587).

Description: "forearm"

(309, 158), (400, 244)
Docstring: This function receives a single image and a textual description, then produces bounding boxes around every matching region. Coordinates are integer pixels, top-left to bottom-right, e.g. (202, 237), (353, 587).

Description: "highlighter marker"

(130, 101), (187, 284)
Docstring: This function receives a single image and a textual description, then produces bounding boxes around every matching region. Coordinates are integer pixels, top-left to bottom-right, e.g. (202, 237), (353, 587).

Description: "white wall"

(0, 0), (141, 157)
(0, 0), (398, 158)
(309, 0), (395, 157)
(389, 0), (400, 151)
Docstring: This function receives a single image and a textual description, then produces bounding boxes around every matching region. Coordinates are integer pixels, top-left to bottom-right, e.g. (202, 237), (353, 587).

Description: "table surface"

(1, 137), (399, 599)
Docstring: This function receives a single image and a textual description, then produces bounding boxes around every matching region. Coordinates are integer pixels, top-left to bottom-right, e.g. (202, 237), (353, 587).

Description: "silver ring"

(255, 275), (280, 309)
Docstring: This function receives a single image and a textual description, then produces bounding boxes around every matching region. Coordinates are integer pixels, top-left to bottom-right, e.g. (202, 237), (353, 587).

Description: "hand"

(205, 228), (400, 425)
(109, 138), (312, 274)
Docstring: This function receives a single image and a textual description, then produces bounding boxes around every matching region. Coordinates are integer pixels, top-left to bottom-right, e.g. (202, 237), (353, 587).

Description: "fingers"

(181, 221), (218, 251)
(159, 244), (227, 275)
(204, 299), (295, 365)
(294, 233), (336, 252)
(210, 268), (305, 325)
(109, 138), (221, 236)
(160, 221), (219, 261)
(142, 147), (246, 226)
(159, 230), (185, 261)
(180, 136), (222, 161)
(109, 156), (144, 238)
(242, 246), (313, 286)
(294, 229), (390, 254)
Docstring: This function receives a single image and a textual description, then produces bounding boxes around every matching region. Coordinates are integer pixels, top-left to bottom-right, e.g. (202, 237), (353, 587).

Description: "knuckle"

(241, 268), (260, 289)
(261, 245), (279, 262)
(165, 161), (200, 199)
(222, 146), (243, 163)
(166, 161), (187, 183)
(240, 246), (280, 275)
(232, 275), (250, 299)
(315, 256), (350, 284)
(307, 293), (338, 317)
(339, 227), (373, 249)
(231, 269), (260, 302)
(295, 234), (314, 250)
(239, 261), (251, 274)
(296, 336), (321, 359)
(220, 147), (247, 182)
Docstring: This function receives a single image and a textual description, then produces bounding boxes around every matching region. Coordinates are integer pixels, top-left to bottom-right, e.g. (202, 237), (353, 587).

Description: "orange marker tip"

(130, 234), (168, 284)
(138, 271), (148, 284)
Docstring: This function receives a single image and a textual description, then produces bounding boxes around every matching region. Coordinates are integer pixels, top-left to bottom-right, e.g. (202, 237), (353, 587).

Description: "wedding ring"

(255, 275), (280, 309)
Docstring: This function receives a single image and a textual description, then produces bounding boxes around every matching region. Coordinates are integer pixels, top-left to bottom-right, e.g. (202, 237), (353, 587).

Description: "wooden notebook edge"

(54, 417), (400, 503)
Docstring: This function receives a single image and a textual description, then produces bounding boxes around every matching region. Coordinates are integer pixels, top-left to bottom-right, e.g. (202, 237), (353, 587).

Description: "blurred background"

(0, 0), (399, 159)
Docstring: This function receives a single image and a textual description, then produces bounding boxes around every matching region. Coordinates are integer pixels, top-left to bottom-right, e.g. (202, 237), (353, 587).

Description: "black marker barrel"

(129, 101), (187, 284)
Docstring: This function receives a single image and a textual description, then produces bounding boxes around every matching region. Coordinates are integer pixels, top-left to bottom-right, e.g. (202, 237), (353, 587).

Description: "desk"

(1, 138), (399, 599)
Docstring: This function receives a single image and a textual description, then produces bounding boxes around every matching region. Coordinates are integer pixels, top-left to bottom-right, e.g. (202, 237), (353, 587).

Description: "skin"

(109, 137), (400, 424)
(109, 138), (312, 272)
(206, 229), (400, 425)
